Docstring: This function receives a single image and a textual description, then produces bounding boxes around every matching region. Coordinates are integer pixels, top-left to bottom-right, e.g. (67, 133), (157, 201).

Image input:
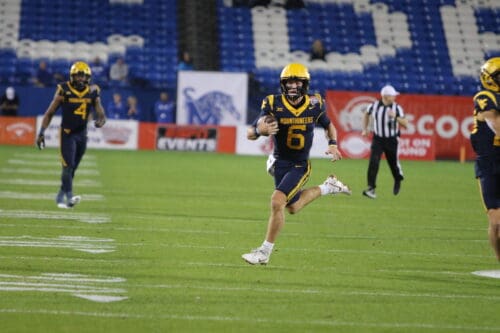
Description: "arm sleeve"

(316, 98), (331, 128)
(396, 104), (405, 117)
(366, 103), (374, 115)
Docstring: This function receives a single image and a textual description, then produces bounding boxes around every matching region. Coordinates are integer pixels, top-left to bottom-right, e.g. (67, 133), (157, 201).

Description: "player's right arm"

(255, 96), (279, 136)
(361, 104), (372, 136)
(247, 118), (260, 140)
(37, 87), (63, 150)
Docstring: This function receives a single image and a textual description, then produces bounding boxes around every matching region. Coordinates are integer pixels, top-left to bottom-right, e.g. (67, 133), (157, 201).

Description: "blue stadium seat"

(14, 0), (178, 88)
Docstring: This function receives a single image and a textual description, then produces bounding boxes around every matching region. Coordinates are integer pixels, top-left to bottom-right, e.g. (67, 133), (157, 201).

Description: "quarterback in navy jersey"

(470, 57), (500, 261)
(37, 61), (106, 209)
(242, 63), (351, 265)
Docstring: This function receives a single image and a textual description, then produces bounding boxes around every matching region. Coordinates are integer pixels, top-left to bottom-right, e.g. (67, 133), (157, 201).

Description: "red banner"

(0, 116), (36, 146)
(326, 90), (474, 160)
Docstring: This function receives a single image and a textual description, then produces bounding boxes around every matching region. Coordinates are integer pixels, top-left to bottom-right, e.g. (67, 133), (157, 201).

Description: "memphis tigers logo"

(184, 87), (241, 125)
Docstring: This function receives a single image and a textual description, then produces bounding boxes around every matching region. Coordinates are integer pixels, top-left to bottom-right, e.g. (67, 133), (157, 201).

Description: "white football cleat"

(67, 195), (81, 208)
(57, 203), (69, 209)
(363, 188), (376, 199)
(242, 247), (270, 265)
(323, 174), (351, 195)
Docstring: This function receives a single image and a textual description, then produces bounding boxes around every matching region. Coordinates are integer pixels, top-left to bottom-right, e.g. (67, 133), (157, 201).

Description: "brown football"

(264, 115), (276, 123)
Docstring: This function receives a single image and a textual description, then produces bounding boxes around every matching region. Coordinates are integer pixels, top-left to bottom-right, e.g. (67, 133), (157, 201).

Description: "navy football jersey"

(471, 90), (500, 156)
(259, 93), (331, 161)
(57, 82), (100, 132)
(470, 89), (500, 176)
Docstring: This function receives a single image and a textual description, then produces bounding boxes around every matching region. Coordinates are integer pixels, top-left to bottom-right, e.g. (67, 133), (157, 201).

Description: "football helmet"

(480, 57), (500, 92)
(280, 63), (310, 100)
(70, 61), (91, 90)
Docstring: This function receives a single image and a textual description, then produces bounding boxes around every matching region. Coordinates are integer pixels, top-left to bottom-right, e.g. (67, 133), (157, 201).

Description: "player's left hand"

(326, 145), (342, 162)
(94, 117), (106, 128)
(36, 134), (45, 150)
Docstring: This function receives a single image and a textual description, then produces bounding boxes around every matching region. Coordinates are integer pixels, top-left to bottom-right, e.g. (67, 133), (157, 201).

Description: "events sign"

(155, 124), (236, 153)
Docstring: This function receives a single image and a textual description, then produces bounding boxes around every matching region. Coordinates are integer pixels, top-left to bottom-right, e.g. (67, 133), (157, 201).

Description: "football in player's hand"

(258, 115), (278, 136)
(264, 115), (277, 124)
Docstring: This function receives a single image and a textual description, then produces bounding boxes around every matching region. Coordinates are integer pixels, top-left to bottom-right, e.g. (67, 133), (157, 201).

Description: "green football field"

(0, 144), (498, 333)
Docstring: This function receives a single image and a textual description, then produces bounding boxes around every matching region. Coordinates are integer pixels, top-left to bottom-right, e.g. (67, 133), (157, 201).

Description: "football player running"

(37, 61), (106, 209)
(470, 57), (500, 261)
(242, 63), (351, 265)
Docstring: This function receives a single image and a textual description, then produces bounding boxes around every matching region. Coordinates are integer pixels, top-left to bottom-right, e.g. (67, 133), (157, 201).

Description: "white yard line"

(131, 282), (500, 301)
(0, 235), (115, 253)
(130, 214), (486, 231)
(0, 223), (228, 234)
(13, 153), (96, 160)
(0, 178), (101, 187)
(8, 159), (97, 167)
(0, 191), (104, 201)
(0, 255), (124, 263)
(0, 273), (127, 303)
(1, 167), (99, 176)
(0, 308), (498, 331)
(184, 262), (476, 276)
(0, 220), (489, 258)
(0, 210), (110, 224)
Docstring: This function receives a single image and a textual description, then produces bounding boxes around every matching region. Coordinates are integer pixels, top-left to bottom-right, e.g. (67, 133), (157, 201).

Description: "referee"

(361, 85), (408, 198)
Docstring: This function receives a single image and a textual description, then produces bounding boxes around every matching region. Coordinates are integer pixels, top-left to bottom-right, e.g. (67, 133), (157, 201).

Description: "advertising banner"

(36, 116), (138, 150)
(156, 124), (236, 153)
(397, 134), (435, 160)
(326, 90), (474, 160)
(0, 116), (36, 145)
(176, 71), (248, 126)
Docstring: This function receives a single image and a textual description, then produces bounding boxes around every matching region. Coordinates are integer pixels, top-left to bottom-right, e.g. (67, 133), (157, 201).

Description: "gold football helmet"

(280, 63), (310, 100)
(70, 61), (91, 90)
(480, 57), (500, 92)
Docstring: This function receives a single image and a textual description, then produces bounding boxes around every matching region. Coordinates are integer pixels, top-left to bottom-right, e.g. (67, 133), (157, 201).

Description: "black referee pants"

(367, 135), (404, 189)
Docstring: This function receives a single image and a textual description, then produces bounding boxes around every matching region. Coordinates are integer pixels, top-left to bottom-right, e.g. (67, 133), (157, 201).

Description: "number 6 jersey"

(259, 93), (331, 162)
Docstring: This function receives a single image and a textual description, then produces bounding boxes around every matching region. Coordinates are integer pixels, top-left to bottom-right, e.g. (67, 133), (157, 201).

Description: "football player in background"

(36, 61), (106, 209)
(470, 57), (500, 261)
(242, 63), (351, 265)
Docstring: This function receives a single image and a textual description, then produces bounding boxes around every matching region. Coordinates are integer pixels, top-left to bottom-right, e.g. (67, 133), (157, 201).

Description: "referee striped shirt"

(366, 100), (405, 138)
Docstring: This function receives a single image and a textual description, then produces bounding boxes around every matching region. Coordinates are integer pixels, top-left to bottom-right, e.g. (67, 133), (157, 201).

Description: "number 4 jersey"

(259, 93), (331, 162)
(57, 82), (101, 133)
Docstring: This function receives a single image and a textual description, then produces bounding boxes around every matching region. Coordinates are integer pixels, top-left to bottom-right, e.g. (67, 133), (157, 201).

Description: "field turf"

(0, 145), (498, 333)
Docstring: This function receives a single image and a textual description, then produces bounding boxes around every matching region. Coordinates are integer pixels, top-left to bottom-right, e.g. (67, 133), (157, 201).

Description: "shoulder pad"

(56, 84), (65, 96)
(90, 84), (101, 94)
(262, 94), (275, 110)
(309, 93), (323, 107)
(474, 90), (498, 111)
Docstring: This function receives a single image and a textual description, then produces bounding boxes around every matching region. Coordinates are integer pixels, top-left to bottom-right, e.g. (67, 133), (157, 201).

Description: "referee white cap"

(380, 85), (400, 96)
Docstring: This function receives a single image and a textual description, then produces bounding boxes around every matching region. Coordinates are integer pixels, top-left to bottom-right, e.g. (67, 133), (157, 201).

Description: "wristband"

(328, 139), (337, 146)
(38, 128), (45, 136)
(254, 126), (260, 136)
